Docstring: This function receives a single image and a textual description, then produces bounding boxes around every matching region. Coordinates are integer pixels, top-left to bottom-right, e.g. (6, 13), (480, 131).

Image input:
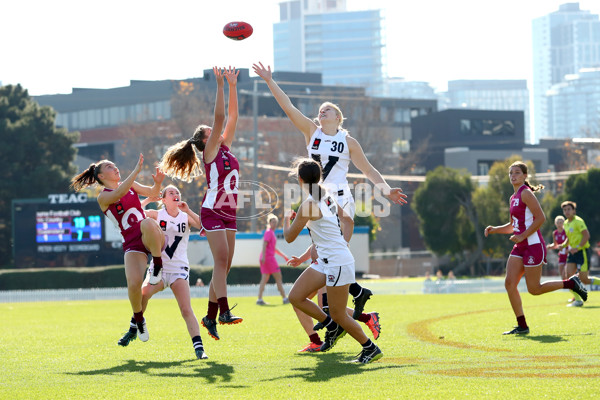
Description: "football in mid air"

(223, 21), (253, 41)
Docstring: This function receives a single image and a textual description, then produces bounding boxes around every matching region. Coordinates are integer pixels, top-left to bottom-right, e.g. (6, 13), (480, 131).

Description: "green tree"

(0, 85), (79, 266)
(412, 166), (484, 275)
(546, 168), (600, 244)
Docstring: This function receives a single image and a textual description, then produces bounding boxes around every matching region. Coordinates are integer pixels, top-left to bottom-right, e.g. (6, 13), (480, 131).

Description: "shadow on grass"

(67, 359), (245, 386)
(519, 335), (566, 344)
(266, 352), (413, 383)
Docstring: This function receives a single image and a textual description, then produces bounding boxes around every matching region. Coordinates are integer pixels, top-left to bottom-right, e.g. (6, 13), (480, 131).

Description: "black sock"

(349, 282), (362, 298)
(361, 338), (375, 350)
(152, 257), (162, 276)
(322, 293), (329, 308)
(323, 316), (338, 331)
(129, 317), (136, 332)
(192, 335), (204, 350)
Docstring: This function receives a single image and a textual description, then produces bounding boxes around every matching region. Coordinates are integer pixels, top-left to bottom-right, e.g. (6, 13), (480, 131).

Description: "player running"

(484, 161), (587, 335)
(284, 158), (383, 363)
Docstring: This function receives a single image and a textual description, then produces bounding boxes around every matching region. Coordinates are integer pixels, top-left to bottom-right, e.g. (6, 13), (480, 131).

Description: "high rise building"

(547, 67), (600, 138)
(532, 2), (600, 142)
(274, 0), (384, 95)
(442, 80), (531, 143)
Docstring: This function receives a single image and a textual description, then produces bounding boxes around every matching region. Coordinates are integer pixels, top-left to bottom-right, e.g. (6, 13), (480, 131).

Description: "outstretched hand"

(387, 188), (408, 205)
(134, 153), (144, 172)
(252, 62), (272, 82)
(152, 166), (165, 185)
(213, 66), (225, 85)
(224, 66), (239, 86)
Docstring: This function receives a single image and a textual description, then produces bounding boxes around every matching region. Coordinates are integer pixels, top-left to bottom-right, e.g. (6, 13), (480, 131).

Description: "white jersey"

(151, 208), (191, 273)
(307, 128), (351, 197)
(306, 194), (354, 267)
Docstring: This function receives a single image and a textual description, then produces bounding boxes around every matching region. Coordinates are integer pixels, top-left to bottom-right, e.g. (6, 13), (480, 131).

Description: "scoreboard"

(36, 210), (102, 243)
(13, 193), (123, 268)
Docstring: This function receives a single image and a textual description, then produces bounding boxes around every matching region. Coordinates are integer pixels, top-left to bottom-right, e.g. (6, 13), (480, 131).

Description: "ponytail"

(159, 139), (202, 182)
(70, 161), (108, 192)
(159, 124), (209, 182)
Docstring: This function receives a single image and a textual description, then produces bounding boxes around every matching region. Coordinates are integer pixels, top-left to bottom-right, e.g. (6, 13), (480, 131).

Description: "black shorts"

(566, 248), (591, 272)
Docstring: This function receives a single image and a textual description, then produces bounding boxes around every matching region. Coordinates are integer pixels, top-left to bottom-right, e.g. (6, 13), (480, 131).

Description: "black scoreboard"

(12, 193), (123, 268)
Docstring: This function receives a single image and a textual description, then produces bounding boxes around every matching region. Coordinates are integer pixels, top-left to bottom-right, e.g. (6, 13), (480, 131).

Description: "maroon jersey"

(509, 185), (544, 247)
(553, 229), (568, 256)
(103, 187), (146, 250)
(202, 144), (239, 220)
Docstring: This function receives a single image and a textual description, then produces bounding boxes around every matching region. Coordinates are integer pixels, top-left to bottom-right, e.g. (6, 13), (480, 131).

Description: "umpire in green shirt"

(561, 200), (598, 307)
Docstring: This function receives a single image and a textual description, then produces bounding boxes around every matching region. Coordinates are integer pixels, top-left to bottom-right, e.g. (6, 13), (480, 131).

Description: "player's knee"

(526, 286), (543, 296)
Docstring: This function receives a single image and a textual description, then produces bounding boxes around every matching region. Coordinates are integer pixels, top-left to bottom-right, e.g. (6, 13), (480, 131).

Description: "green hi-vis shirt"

(564, 215), (590, 250)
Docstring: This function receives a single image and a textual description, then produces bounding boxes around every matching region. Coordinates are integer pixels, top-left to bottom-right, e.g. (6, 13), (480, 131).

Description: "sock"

(361, 338), (375, 350)
(192, 335), (204, 350)
(516, 315), (528, 329)
(309, 333), (322, 345)
(322, 315), (338, 331)
(563, 279), (575, 290)
(133, 311), (144, 323)
(321, 293), (329, 308)
(591, 277), (600, 285)
(152, 256), (162, 276)
(207, 301), (219, 320)
(572, 291), (582, 301)
(357, 313), (370, 323)
(349, 282), (362, 298)
(128, 317), (137, 333)
(217, 297), (230, 315)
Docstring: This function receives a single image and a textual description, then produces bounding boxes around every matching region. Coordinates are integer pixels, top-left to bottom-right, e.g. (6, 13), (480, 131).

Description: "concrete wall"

(187, 226), (370, 273)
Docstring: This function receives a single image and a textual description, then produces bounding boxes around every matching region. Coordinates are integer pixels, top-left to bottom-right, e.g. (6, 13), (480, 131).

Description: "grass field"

(2, 289), (600, 399)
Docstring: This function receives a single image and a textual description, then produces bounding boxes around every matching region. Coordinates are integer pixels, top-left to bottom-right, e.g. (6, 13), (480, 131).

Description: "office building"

(442, 80), (531, 144)
(274, 0), (384, 95)
(532, 2), (600, 142)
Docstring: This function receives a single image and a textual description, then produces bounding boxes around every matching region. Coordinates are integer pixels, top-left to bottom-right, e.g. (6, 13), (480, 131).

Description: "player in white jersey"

(136, 185), (208, 359)
(283, 158), (383, 363)
(253, 62), (403, 349)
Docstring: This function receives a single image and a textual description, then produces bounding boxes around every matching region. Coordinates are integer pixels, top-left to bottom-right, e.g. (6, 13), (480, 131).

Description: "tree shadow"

(67, 359), (244, 386)
(265, 352), (413, 383)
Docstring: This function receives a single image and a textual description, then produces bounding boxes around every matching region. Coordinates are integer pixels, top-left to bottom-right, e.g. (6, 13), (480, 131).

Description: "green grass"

(1, 291), (599, 399)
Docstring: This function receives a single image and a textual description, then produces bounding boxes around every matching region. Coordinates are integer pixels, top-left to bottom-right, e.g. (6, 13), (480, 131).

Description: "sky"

(1, 0), (600, 95)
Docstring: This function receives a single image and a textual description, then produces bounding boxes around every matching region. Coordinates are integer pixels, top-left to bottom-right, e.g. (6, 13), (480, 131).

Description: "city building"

(547, 67), (600, 138)
(410, 109), (548, 176)
(274, 0), (385, 95)
(380, 77), (437, 100)
(442, 80), (531, 144)
(532, 2), (600, 143)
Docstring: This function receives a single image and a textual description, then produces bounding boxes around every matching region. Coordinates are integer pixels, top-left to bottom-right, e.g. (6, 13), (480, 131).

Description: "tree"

(546, 168), (600, 244)
(0, 85), (79, 266)
(412, 166), (484, 275)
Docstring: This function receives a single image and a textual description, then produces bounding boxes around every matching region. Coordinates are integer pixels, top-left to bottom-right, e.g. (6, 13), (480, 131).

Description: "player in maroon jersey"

(484, 161), (587, 335)
(70, 153), (166, 344)
(159, 67), (241, 340)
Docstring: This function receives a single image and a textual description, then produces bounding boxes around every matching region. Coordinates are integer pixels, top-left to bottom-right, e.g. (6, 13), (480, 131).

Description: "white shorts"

(146, 267), (189, 289)
(310, 260), (355, 287)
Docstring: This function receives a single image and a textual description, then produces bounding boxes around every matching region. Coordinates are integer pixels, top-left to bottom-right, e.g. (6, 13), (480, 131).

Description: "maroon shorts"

(510, 242), (547, 267)
(201, 207), (237, 232)
(123, 221), (167, 255)
(558, 252), (568, 264)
